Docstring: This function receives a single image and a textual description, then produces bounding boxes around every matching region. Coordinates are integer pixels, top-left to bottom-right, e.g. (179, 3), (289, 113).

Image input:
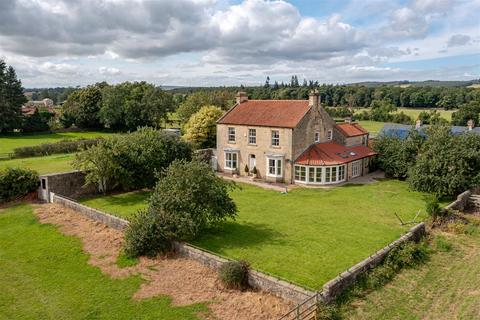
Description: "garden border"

(50, 193), (316, 304)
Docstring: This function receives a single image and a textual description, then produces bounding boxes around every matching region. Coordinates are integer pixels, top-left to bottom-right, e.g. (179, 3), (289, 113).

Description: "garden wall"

(51, 194), (315, 304)
(38, 171), (97, 201)
(445, 190), (472, 211)
(52, 193), (129, 230)
(320, 222), (426, 302)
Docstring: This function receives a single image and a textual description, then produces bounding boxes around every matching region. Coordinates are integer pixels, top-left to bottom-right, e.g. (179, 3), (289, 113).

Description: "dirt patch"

(35, 203), (293, 319)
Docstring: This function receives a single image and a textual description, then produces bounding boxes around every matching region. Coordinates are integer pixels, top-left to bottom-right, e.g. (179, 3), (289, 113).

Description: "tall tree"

(0, 61), (26, 133)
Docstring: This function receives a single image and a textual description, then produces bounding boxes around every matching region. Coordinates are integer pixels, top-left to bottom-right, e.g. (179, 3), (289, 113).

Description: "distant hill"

(348, 79), (480, 88)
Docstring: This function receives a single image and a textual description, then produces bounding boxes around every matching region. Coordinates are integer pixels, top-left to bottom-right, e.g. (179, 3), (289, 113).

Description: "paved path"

(218, 171), (385, 192)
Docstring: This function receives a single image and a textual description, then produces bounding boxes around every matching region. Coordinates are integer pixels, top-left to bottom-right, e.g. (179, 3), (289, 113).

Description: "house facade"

(216, 91), (376, 186)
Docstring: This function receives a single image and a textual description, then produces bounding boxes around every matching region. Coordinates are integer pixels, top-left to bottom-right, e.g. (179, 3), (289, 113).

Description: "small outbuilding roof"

(295, 141), (376, 166)
(336, 122), (368, 137)
(217, 100), (311, 128)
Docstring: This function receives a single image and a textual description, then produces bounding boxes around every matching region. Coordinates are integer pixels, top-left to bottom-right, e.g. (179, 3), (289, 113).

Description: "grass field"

(0, 153), (75, 174)
(0, 131), (115, 154)
(355, 107), (455, 121)
(0, 204), (205, 319)
(84, 180), (436, 289)
(79, 190), (151, 219)
(343, 231), (480, 319)
(356, 120), (385, 135)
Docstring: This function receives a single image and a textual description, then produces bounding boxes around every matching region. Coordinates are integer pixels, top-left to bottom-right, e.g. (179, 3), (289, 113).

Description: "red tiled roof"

(336, 122), (368, 137)
(217, 100), (311, 128)
(295, 141), (376, 166)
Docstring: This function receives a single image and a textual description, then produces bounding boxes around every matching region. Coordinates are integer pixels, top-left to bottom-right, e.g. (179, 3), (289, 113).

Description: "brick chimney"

(415, 119), (422, 129)
(308, 89), (320, 108)
(236, 91), (248, 104)
(467, 119), (475, 131)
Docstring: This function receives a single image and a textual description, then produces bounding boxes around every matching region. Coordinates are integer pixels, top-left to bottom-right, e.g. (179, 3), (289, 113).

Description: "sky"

(0, 0), (479, 88)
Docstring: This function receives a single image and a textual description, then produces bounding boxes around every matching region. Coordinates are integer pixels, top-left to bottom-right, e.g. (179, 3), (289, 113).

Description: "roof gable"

(217, 100), (311, 128)
(336, 122), (368, 137)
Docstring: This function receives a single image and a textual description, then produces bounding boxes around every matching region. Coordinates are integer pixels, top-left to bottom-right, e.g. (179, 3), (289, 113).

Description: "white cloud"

(0, 0), (476, 87)
(99, 67), (121, 75)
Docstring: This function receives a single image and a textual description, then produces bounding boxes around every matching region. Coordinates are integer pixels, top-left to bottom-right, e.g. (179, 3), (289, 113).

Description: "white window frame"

(351, 160), (361, 178)
(271, 130), (280, 147)
(314, 131), (320, 143)
(266, 157), (283, 178)
(327, 129), (333, 141)
(224, 151), (238, 170)
(248, 128), (257, 145)
(294, 164), (346, 185)
(228, 127), (236, 143)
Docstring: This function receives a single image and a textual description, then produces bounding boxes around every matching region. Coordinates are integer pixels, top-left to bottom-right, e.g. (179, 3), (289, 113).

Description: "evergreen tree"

(264, 76), (270, 88)
(0, 61), (26, 133)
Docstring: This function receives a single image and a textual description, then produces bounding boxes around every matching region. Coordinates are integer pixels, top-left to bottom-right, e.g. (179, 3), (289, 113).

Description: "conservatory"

(294, 142), (375, 185)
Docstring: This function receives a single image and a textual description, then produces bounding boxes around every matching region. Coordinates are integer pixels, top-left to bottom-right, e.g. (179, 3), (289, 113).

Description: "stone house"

(216, 91), (376, 185)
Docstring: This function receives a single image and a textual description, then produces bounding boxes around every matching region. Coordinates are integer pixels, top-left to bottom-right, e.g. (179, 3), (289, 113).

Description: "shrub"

(149, 159), (237, 240)
(123, 209), (171, 258)
(425, 194), (442, 220)
(219, 260), (249, 290)
(244, 164), (249, 174)
(435, 235), (453, 252)
(316, 301), (341, 320)
(0, 167), (39, 203)
(13, 138), (101, 158)
(365, 241), (429, 289)
(74, 127), (192, 192)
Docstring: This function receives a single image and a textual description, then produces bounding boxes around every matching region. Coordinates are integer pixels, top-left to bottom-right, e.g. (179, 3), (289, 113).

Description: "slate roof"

(295, 141), (376, 166)
(217, 100), (311, 128)
(379, 123), (480, 139)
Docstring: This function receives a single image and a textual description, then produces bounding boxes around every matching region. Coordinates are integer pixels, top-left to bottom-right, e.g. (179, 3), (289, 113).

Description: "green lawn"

(84, 180), (434, 290)
(355, 107), (454, 121)
(0, 204), (205, 319)
(357, 120), (385, 135)
(79, 190), (151, 219)
(343, 231), (480, 319)
(0, 153), (75, 174)
(0, 131), (115, 154)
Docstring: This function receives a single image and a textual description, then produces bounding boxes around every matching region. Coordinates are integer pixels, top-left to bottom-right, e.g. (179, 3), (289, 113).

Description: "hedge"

(13, 138), (102, 158)
(0, 168), (39, 203)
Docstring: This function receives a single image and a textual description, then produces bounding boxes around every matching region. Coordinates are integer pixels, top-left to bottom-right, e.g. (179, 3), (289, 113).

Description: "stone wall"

(445, 190), (472, 211)
(52, 194), (129, 230)
(38, 171), (97, 201)
(320, 222), (426, 302)
(52, 194), (315, 304)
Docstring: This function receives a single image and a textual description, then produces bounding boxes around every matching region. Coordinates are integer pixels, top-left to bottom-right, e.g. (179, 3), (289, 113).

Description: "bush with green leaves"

(148, 159), (237, 240)
(13, 138), (101, 158)
(219, 260), (249, 290)
(373, 129), (424, 179)
(74, 127), (192, 192)
(0, 168), (39, 203)
(408, 125), (480, 197)
(123, 209), (171, 258)
(425, 194), (442, 220)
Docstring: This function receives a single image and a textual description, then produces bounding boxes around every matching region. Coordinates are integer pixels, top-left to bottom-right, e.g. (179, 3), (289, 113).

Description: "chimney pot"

(236, 91), (248, 104)
(309, 90), (320, 108)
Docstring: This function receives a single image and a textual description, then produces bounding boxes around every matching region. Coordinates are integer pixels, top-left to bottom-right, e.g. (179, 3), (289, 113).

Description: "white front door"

(352, 160), (362, 178)
(249, 154), (256, 171)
